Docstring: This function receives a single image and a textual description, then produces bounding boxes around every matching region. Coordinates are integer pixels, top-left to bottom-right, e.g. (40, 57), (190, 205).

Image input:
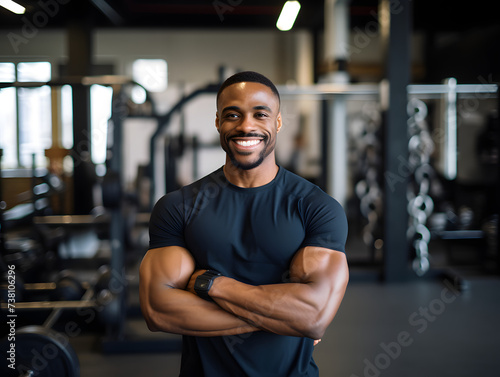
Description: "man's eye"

(256, 113), (268, 118)
(225, 113), (239, 118)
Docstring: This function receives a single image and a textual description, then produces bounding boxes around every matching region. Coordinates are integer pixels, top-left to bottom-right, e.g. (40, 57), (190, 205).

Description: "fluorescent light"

(0, 0), (25, 14)
(276, 1), (301, 31)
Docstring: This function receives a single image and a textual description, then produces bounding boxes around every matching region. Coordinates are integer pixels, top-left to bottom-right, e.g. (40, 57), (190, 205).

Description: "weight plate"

(54, 271), (85, 301)
(0, 325), (79, 377)
(102, 171), (122, 208)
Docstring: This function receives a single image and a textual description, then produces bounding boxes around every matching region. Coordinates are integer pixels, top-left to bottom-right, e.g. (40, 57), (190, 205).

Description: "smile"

(234, 139), (262, 147)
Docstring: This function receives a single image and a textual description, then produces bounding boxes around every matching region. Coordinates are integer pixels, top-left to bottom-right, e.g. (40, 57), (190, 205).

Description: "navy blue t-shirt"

(149, 166), (347, 377)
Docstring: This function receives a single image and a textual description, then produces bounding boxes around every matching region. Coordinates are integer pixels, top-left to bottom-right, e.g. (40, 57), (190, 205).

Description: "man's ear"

(215, 112), (220, 133)
(277, 112), (282, 133)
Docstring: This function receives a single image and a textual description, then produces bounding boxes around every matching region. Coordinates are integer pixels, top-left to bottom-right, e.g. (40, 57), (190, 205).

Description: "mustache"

(228, 132), (267, 140)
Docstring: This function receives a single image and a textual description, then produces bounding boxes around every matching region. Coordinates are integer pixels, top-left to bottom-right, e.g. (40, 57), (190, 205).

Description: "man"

(140, 71), (349, 376)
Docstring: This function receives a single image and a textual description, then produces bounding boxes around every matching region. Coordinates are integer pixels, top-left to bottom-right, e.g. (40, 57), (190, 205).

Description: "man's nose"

(236, 114), (257, 133)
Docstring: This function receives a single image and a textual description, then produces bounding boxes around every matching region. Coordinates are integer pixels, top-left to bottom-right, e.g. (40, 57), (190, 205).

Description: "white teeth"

(235, 139), (260, 146)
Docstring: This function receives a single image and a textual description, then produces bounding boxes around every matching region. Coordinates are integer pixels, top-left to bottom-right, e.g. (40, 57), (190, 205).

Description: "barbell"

(1, 266), (122, 377)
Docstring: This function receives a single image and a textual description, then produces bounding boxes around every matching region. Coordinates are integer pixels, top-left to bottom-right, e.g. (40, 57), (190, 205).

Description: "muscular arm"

(190, 247), (348, 340)
(139, 246), (259, 337)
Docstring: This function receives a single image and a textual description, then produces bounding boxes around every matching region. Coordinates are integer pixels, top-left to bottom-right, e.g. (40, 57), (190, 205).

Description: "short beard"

(228, 152), (265, 170)
(224, 133), (274, 170)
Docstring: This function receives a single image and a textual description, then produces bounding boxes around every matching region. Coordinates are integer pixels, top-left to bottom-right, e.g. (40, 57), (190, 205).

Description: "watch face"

(195, 272), (220, 302)
(196, 277), (211, 291)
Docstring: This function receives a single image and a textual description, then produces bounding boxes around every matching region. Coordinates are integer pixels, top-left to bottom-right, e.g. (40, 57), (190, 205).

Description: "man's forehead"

(217, 81), (278, 108)
(223, 81), (273, 94)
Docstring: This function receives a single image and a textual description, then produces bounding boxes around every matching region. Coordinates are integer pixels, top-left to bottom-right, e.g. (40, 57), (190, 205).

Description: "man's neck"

(223, 160), (279, 188)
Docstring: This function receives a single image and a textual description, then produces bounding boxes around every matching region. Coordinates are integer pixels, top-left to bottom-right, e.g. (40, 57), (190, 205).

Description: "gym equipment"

(92, 265), (124, 335)
(53, 270), (86, 301)
(1, 238), (44, 277)
(0, 279), (92, 377)
(406, 97), (435, 276)
(350, 102), (384, 262)
(148, 81), (220, 207)
(1, 269), (24, 303)
(1, 78), (180, 356)
(1, 325), (80, 377)
(1, 164), (66, 232)
(0, 149), (4, 255)
(0, 265), (125, 376)
(0, 264), (112, 308)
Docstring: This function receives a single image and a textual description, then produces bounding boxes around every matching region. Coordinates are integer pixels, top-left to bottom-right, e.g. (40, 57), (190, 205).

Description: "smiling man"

(140, 71), (349, 377)
(217, 77), (281, 175)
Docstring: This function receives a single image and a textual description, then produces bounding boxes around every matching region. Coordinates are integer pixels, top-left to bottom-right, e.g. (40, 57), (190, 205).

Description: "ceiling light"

(276, 1), (301, 31)
(0, 0), (25, 14)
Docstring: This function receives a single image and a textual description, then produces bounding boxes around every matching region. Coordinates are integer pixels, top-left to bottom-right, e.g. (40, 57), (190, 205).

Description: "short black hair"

(216, 71), (280, 105)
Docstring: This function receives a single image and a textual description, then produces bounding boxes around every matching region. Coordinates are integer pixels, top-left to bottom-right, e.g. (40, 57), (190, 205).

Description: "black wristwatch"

(194, 270), (222, 302)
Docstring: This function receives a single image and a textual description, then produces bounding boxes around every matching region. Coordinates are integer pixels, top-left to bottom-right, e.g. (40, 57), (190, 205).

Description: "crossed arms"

(139, 245), (348, 340)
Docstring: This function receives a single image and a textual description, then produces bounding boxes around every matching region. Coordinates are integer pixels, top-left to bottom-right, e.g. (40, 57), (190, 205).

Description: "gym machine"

(148, 82), (220, 208)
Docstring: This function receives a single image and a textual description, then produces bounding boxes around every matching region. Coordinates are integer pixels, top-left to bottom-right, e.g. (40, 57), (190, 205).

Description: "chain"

(351, 102), (384, 254)
(406, 98), (435, 276)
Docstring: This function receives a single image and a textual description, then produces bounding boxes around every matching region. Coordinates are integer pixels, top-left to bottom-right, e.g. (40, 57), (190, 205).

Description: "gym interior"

(1, 1), (499, 376)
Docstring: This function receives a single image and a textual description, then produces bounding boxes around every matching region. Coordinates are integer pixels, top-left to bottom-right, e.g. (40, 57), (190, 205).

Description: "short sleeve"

(299, 188), (348, 253)
(148, 190), (187, 249)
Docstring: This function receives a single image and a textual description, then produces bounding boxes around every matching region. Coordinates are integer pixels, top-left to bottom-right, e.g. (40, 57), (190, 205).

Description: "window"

(17, 62), (51, 82)
(60, 85), (73, 150)
(90, 84), (113, 165)
(0, 63), (17, 167)
(0, 86), (17, 168)
(132, 58), (167, 94)
(0, 62), (15, 81)
(0, 61), (53, 169)
(1, 62), (117, 170)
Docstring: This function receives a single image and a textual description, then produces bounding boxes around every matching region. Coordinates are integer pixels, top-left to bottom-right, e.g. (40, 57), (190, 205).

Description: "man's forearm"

(207, 249), (349, 340)
(209, 277), (334, 339)
(142, 286), (260, 337)
(140, 246), (260, 337)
